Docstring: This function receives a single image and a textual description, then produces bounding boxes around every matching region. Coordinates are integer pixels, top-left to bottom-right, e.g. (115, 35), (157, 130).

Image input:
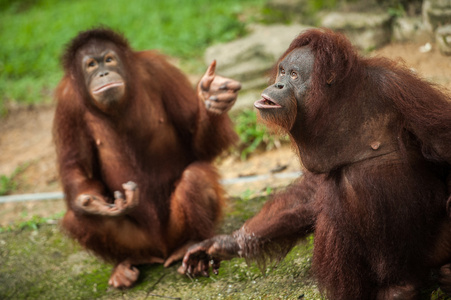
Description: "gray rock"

(423, 0), (451, 32)
(436, 24), (451, 55)
(320, 12), (392, 50)
(393, 16), (430, 43)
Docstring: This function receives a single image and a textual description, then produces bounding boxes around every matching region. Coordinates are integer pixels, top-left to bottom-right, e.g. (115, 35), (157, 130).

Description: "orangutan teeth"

(264, 99), (275, 105)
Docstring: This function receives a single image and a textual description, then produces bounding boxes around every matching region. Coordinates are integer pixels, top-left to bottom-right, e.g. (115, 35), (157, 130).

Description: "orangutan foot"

(108, 260), (139, 288)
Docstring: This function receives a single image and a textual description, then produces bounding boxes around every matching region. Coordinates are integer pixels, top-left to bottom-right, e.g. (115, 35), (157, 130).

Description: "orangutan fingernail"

(114, 191), (124, 199)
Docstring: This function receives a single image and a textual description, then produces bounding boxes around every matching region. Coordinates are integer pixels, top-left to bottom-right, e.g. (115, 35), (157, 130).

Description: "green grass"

(234, 109), (289, 160)
(0, 0), (265, 112)
(0, 163), (30, 196)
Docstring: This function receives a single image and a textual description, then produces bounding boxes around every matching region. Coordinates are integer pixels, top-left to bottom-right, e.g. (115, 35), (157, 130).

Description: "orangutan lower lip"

(93, 82), (124, 94)
(254, 94), (282, 109)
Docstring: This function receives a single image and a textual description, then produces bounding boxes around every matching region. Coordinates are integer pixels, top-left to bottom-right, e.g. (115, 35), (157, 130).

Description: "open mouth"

(92, 82), (124, 94)
(254, 94), (282, 109)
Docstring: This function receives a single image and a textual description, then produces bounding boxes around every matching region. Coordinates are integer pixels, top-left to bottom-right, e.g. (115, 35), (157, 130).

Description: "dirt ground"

(0, 41), (450, 227)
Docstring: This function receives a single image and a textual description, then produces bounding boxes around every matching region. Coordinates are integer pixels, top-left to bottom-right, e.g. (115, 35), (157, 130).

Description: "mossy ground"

(0, 196), (321, 300)
(1, 196), (450, 299)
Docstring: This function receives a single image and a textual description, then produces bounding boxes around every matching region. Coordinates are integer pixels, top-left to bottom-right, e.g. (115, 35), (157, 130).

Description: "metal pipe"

(0, 192), (64, 203)
(0, 171), (302, 204)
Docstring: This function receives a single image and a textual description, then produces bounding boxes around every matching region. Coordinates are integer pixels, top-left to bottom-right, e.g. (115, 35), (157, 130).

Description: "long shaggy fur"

(54, 27), (237, 265)
(241, 28), (451, 299)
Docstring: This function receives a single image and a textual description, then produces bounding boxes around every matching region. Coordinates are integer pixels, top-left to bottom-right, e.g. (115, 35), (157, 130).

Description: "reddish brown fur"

(247, 29), (451, 299)
(181, 29), (451, 299)
(271, 29), (451, 162)
(54, 28), (237, 271)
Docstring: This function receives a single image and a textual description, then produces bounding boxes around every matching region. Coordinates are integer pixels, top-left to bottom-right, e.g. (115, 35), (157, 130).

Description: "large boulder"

(206, 24), (311, 91)
(436, 24), (451, 55)
(392, 16), (429, 43)
(320, 12), (392, 51)
(423, 0), (451, 55)
(423, 0), (451, 32)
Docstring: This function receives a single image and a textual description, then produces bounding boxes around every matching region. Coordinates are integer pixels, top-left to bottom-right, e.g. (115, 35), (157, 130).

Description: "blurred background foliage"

(0, 0), (421, 157)
(0, 0), (418, 113)
(0, 0), (267, 112)
(234, 109), (288, 160)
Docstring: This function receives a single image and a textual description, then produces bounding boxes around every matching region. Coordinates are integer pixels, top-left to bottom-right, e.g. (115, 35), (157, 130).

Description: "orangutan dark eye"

(291, 71), (298, 79)
(86, 59), (96, 68)
(280, 67), (285, 75)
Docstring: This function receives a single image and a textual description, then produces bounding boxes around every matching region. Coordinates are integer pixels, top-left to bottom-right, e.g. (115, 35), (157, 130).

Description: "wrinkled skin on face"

(254, 47), (314, 131)
(78, 42), (127, 111)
